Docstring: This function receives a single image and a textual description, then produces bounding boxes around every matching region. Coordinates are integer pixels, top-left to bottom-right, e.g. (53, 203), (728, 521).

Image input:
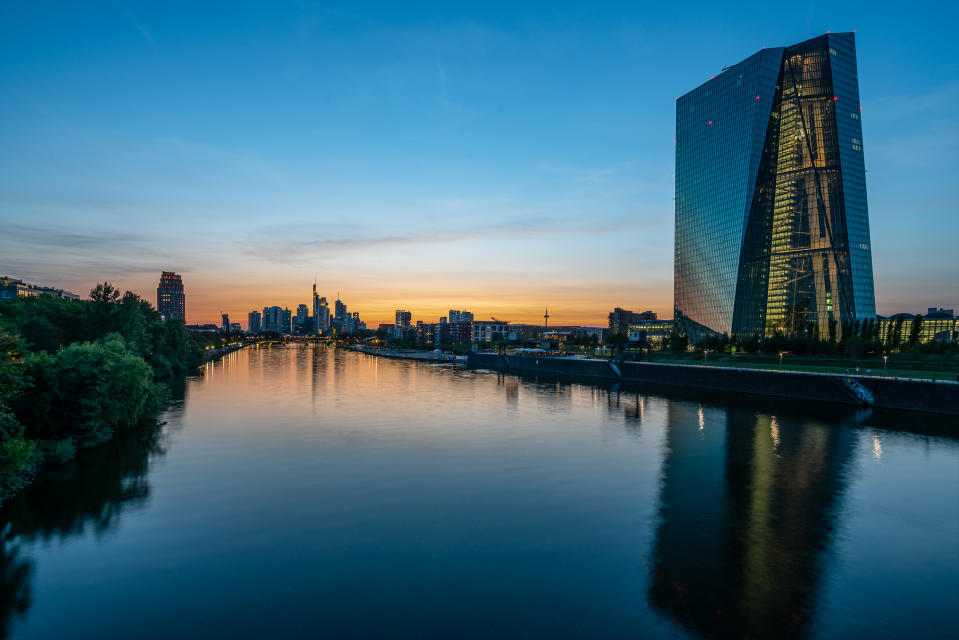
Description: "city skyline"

(2, 2), (956, 325)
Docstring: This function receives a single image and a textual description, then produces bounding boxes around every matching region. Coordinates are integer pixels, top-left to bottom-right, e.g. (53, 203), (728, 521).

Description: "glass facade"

(675, 33), (876, 339)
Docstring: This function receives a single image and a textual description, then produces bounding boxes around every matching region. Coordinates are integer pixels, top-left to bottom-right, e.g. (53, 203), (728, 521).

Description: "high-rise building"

(281, 307), (292, 334)
(248, 310), (261, 334)
(312, 282), (326, 334)
(295, 304), (309, 332)
(674, 33), (875, 340)
(157, 271), (185, 321)
(448, 309), (473, 324)
(221, 313), (230, 332)
(333, 299), (347, 330)
(316, 296), (330, 333)
(262, 306), (283, 333)
(395, 310), (411, 329)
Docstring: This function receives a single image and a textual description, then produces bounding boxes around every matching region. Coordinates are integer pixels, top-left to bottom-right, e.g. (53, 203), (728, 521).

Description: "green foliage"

(16, 335), (159, 446)
(0, 283), (212, 501)
(0, 330), (34, 497)
(906, 314), (923, 347)
(0, 430), (35, 498)
(666, 332), (689, 352)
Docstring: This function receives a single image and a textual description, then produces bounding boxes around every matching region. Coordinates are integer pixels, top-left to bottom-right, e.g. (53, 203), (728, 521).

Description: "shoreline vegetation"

(0, 283), (223, 504)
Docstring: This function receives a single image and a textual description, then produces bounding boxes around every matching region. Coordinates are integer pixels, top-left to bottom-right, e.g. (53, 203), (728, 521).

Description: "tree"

(89, 282), (121, 305)
(0, 330), (34, 496)
(906, 314), (923, 348)
(17, 335), (160, 447)
(666, 332), (689, 352)
(890, 316), (905, 351)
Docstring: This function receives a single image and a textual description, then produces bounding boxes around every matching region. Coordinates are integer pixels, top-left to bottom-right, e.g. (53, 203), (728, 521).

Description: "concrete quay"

(467, 352), (959, 415)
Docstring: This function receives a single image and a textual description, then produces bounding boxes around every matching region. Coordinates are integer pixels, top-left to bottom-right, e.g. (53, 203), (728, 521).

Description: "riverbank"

(348, 345), (466, 363)
(468, 352), (959, 416)
(203, 343), (246, 361)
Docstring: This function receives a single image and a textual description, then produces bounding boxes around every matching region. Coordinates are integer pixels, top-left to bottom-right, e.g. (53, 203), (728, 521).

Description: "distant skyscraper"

(395, 310), (411, 329)
(263, 306), (283, 333)
(448, 309), (473, 324)
(311, 281), (322, 334)
(674, 33), (875, 339)
(157, 271), (185, 321)
(295, 304), (309, 332)
(248, 310), (261, 334)
(281, 307), (292, 334)
(221, 313), (230, 332)
(315, 295), (330, 333)
(334, 299), (347, 323)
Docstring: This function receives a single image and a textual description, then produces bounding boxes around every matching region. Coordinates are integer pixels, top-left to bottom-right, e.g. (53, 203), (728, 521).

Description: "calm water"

(2, 346), (957, 639)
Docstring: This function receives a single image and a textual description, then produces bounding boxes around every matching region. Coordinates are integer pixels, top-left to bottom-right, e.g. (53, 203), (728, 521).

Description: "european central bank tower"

(674, 33), (875, 340)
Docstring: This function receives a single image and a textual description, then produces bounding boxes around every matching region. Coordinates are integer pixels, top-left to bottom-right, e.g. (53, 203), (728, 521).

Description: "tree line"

(0, 283), (219, 501)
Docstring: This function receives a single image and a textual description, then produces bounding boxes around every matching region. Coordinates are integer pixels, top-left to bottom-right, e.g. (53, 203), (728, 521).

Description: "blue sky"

(1, 1), (956, 324)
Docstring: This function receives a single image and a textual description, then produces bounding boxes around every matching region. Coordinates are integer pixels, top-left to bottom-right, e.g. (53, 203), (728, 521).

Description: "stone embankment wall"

(350, 346), (464, 363)
(204, 343), (245, 362)
(467, 353), (959, 415)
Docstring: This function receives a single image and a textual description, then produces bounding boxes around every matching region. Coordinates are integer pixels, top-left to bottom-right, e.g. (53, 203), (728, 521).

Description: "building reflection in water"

(648, 401), (861, 638)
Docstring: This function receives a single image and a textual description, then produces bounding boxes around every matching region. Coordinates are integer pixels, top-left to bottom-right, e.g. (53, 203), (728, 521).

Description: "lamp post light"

(884, 355), (888, 373)
(779, 352), (784, 369)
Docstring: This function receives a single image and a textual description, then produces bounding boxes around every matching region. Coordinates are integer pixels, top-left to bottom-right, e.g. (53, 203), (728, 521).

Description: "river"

(1, 345), (957, 639)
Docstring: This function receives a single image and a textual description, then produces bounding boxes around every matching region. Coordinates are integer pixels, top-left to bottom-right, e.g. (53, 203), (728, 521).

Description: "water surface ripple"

(2, 346), (957, 639)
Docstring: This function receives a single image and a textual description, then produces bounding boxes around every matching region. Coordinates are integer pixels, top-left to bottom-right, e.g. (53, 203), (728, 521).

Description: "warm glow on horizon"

(113, 272), (675, 328)
(1, 3), (956, 326)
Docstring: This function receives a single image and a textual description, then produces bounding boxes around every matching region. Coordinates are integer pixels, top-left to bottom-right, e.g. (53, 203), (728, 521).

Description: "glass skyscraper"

(674, 33), (875, 340)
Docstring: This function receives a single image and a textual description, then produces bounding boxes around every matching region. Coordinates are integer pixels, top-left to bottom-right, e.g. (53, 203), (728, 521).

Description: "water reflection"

(0, 379), (184, 637)
(0, 350), (955, 639)
(649, 403), (860, 638)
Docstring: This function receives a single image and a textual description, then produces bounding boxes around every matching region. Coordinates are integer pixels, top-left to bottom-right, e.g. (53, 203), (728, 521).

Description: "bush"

(0, 284), (209, 502)
(17, 335), (159, 447)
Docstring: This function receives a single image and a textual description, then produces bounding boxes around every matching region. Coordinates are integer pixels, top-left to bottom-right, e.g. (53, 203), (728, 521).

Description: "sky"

(1, 1), (956, 327)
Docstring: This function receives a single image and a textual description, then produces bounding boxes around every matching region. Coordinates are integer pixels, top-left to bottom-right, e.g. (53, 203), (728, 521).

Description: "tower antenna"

(544, 307), (549, 328)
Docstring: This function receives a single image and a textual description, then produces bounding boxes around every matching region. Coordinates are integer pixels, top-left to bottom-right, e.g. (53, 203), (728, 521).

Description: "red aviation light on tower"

(756, 95), (761, 100)
(833, 96), (838, 101)
(707, 120), (713, 126)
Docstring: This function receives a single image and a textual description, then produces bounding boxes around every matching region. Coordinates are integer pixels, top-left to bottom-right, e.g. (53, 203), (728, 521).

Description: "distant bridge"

(246, 335), (340, 347)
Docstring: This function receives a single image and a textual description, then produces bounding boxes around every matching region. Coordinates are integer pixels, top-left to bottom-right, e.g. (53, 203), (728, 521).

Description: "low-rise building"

(1, 275), (79, 300)
(877, 308), (957, 346)
(628, 320), (673, 348)
(473, 320), (509, 342)
(921, 308), (956, 343)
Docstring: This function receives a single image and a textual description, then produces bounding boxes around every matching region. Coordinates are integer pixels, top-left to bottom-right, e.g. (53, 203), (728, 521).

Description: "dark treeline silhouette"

(0, 283), (218, 501)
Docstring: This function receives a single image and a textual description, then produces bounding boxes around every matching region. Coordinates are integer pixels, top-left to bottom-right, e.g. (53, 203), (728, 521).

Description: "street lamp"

(779, 352), (784, 369)
(884, 354), (888, 373)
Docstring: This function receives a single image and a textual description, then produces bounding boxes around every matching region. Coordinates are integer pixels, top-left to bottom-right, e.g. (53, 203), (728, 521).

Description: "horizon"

(2, 2), (957, 327)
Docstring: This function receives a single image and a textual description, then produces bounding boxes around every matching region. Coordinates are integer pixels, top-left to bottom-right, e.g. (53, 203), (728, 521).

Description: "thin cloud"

(112, 1), (156, 49)
(244, 217), (667, 264)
